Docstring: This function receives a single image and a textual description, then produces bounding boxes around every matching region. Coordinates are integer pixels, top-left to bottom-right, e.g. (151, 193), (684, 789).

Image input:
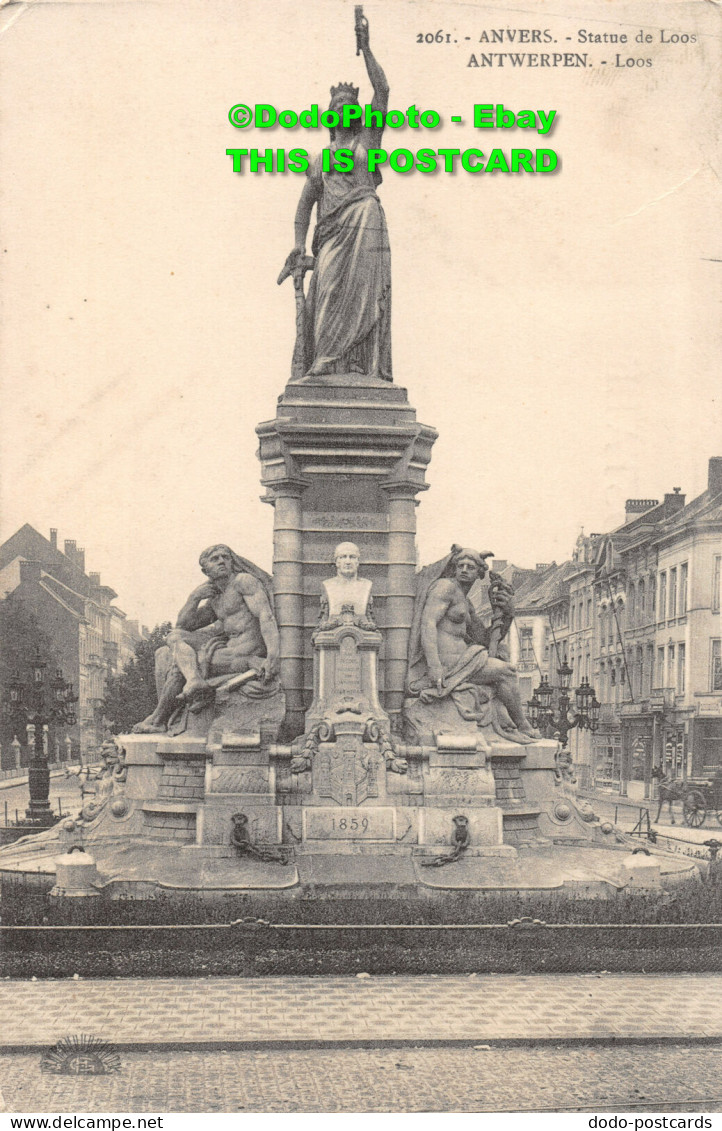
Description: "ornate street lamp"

(32, 654), (47, 685)
(527, 660), (600, 749)
(2, 659), (78, 827)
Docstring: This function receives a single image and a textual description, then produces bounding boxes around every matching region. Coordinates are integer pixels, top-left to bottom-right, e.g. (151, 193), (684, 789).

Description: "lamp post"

(527, 659), (601, 749)
(2, 655), (78, 827)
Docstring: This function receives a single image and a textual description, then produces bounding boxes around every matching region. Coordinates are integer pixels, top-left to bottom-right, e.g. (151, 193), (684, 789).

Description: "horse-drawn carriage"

(655, 773), (722, 828)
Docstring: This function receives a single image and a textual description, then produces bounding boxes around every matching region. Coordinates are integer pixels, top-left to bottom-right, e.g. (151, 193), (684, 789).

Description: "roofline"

(38, 579), (85, 621)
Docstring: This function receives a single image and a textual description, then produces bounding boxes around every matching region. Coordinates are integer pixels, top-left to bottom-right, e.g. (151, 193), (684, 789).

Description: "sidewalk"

(0, 768), (66, 792)
(579, 786), (651, 812)
(580, 787), (722, 848)
(1, 974), (720, 1049)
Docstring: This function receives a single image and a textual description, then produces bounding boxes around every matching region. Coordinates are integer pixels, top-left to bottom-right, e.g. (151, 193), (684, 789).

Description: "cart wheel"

(683, 791), (706, 828)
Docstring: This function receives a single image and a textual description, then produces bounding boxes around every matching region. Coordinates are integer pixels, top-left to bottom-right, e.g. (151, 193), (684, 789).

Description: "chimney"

(89, 572), (101, 587)
(625, 499), (658, 524)
(49, 528), (58, 550)
(535, 563), (550, 572)
(709, 457), (722, 497)
(63, 540), (86, 572)
(19, 560), (42, 585)
(491, 559), (508, 573)
(663, 489), (685, 517)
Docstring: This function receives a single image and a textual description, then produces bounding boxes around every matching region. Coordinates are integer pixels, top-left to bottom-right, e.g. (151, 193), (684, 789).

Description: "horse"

(63, 763), (104, 797)
(652, 767), (686, 825)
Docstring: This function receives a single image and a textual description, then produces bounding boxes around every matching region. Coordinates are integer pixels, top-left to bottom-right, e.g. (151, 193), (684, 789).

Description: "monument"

(0, 11), (696, 898)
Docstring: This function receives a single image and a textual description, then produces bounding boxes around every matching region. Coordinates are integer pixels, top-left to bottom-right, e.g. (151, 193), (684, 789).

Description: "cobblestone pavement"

(1, 1044), (721, 1112)
(1, 974), (722, 1048)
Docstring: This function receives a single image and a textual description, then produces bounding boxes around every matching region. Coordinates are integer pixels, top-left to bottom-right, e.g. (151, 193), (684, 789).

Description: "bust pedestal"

(302, 610), (391, 808)
(257, 375), (437, 735)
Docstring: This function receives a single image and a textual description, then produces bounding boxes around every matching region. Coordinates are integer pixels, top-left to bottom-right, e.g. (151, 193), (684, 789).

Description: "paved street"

(1, 974), (721, 1048)
(1, 1044), (721, 1113)
(0, 772), (84, 826)
(581, 790), (720, 854)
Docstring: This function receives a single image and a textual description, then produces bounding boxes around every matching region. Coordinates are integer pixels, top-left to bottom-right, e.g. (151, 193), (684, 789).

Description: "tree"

(103, 623), (172, 734)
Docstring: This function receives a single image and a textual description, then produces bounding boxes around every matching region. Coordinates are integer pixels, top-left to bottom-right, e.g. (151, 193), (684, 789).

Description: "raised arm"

(467, 604), (492, 648)
(357, 19), (389, 149)
(176, 583), (218, 632)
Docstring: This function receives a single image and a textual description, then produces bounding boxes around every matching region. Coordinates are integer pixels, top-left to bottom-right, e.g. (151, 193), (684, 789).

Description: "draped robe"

(305, 137), (392, 380)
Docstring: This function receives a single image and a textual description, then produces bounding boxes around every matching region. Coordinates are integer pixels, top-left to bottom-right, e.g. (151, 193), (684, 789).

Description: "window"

(570, 605), (575, 632)
(667, 644), (675, 688)
(520, 627), (534, 662)
(636, 646), (644, 698)
(678, 643), (686, 695)
(679, 563), (688, 616)
(650, 574), (656, 618)
(646, 644), (654, 696)
(712, 640), (722, 693)
(594, 733), (622, 786)
(637, 580), (645, 623)
(586, 599), (592, 627)
(669, 568), (677, 618)
(628, 583), (635, 626)
(657, 647), (665, 687)
(713, 556), (721, 614)
(659, 573), (667, 620)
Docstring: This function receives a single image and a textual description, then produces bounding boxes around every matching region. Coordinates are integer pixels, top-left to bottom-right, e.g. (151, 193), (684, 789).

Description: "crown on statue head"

(330, 82), (360, 104)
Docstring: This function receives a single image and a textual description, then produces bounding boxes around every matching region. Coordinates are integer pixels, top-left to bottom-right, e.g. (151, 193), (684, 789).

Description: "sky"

(0, 0), (720, 627)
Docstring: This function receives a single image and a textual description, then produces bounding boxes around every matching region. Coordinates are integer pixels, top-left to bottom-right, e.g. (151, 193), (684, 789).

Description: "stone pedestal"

(202, 731), (281, 847)
(257, 375), (437, 735)
(296, 614), (398, 812)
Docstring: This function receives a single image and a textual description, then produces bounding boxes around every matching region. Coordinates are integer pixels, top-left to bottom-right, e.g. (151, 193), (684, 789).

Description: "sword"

(278, 251), (315, 381)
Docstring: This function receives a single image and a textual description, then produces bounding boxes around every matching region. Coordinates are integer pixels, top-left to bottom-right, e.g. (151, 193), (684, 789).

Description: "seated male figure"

(133, 544), (280, 734)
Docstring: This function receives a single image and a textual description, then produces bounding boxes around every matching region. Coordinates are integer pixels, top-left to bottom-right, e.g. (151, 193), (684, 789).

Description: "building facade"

(505, 458), (721, 795)
(0, 525), (145, 759)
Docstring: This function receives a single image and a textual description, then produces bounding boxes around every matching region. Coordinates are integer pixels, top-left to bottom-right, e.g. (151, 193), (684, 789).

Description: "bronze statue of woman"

(283, 14), (392, 381)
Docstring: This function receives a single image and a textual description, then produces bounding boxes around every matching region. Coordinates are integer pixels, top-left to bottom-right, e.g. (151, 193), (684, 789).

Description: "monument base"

(0, 826), (699, 898)
(0, 726), (699, 898)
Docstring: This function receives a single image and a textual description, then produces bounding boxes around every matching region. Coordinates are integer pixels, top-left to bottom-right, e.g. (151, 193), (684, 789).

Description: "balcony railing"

(650, 687), (676, 711)
(599, 705), (619, 726)
(620, 699), (651, 717)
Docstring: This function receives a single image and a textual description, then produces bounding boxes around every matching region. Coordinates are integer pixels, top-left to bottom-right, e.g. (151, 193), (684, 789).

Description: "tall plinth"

(257, 375), (437, 737)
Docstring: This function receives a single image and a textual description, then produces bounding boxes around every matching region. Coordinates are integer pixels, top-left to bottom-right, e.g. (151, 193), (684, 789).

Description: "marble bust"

(320, 542), (374, 625)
